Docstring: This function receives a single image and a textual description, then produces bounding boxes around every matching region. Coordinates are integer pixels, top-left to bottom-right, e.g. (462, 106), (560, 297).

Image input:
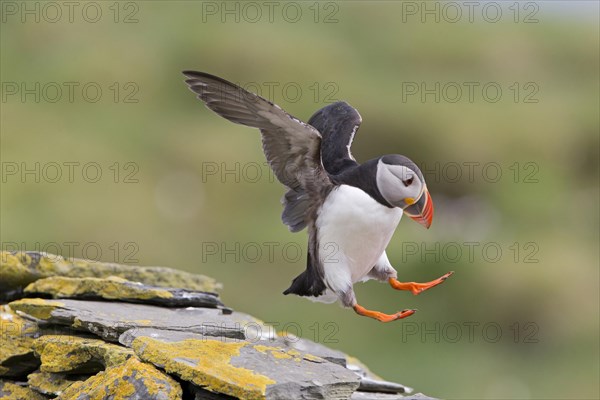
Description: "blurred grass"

(1, 2), (599, 399)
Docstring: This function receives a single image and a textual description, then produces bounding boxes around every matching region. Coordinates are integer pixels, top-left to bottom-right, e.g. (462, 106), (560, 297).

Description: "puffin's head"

(376, 154), (433, 228)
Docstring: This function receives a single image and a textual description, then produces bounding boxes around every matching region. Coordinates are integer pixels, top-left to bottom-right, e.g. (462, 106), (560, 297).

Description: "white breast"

(316, 185), (403, 291)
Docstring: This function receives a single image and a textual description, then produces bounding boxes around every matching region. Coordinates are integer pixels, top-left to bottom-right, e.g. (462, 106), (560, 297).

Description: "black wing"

(183, 71), (330, 232)
(307, 101), (362, 176)
(183, 71), (323, 190)
(184, 71), (334, 297)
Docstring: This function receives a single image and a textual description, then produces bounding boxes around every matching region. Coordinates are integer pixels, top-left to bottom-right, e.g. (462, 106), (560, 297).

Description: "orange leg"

(389, 271), (454, 295)
(353, 304), (416, 322)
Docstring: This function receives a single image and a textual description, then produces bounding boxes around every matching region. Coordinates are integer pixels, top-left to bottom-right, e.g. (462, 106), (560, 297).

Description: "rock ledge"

(0, 251), (436, 400)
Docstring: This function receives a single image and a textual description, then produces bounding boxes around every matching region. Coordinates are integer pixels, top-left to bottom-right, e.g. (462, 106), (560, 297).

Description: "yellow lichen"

(59, 357), (181, 400)
(0, 305), (40, 375)
(254, 345), (293, 360)
(25, 276), (78, 296)
(253, 344), (323, 363)
(24, 275), (176, 302)
(0, 342), (33, 367)
(0, 252), (39, 289)
(0, 380), (47, 400)
(133, 337), (276, 399)
(34, 335), (133, 373)
(8, 298), (63, 320)
(1, 304), (38, 338)
(302, 353), (323, 363)
(1, 250), (221, 293)
(27, 371), (81, 395)
(151, 288), (175, 299)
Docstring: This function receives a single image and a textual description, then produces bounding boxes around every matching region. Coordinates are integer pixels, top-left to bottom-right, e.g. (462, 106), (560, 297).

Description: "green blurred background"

(1, 1), (598, 399)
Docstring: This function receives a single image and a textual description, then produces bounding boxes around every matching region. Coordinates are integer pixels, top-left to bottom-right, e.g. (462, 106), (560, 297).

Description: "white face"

(376, 160), (424, 208)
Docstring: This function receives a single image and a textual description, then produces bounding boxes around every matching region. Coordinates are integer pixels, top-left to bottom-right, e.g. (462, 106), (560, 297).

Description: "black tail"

(283, 255), (326, 297)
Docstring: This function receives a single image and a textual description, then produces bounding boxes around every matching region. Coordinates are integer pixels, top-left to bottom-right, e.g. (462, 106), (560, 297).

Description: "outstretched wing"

(183, 71), (330, 231)
(307, 101), (362, 176)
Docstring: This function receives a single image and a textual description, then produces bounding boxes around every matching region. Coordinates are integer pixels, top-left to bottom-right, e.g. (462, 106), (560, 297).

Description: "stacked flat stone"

(0, 251), (436, 400)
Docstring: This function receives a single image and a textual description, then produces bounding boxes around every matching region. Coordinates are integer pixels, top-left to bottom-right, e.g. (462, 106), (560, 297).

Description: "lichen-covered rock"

(123, 328), (360, 400)
(58, 357), (182, 400)
(345, 355), (412, 394)
(280, 334), (348, 366)
(0, 305), (40, 377)
(2, 251), (435, 399)
(0, 379), (48, 400)
(0, 251), (221, 301)
(27, 371), (89, 397)
(280, 335), (411, 394)
(9, 298), (269, 342)
(25, 276), (228, 309)
(357, 377), (412, 395)
(33, 335), (133, 374)
(185, 382), (237, 399)
(7, 299), (65, 322)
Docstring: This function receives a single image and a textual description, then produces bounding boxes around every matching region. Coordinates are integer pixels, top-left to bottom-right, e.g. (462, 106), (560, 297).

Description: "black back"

(308, 101), (397, 208)
(308, 101), (362, 175)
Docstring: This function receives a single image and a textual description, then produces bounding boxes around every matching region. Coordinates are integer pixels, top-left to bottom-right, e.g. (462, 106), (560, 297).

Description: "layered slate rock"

(0, 252), (437, 399)
(281, 334), (411, 395)
(358, 377), (413, 395)
(0, 251), (221, 301)
(351, 392), (438, 400)
(185, 382), (239, 400)
(9, 298), (268, 342)
(0, 305), (40, 377)
(120, 328), (360, 400)
(58, 357), (182, 400)
(347, 356), (412, 394)
(0, 379), (47, 400)
(33, 335), (133, 374)
(25, 276), (227, 309)
(281, 334), (347, 366)
(27, 371), (89, 397)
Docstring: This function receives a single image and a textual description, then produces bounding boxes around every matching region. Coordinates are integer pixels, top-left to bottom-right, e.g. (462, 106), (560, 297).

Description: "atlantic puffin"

(183, 71), (453, 322)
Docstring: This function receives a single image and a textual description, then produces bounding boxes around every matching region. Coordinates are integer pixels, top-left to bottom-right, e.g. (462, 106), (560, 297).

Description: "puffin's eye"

(403, 177), (414, 187)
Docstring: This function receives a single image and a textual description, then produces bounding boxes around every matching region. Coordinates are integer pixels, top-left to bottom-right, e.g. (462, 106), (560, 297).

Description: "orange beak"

(405, 189), (434, 229)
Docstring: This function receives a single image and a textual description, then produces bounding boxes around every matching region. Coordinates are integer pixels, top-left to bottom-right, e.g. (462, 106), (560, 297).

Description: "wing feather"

(183, 71), (331, 233)
(183, 71), (324, 192)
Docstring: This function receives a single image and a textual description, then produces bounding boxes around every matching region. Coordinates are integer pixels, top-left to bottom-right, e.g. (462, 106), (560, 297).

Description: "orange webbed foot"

(353, 304), (417, 322)
(389, 271), (454, 295)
